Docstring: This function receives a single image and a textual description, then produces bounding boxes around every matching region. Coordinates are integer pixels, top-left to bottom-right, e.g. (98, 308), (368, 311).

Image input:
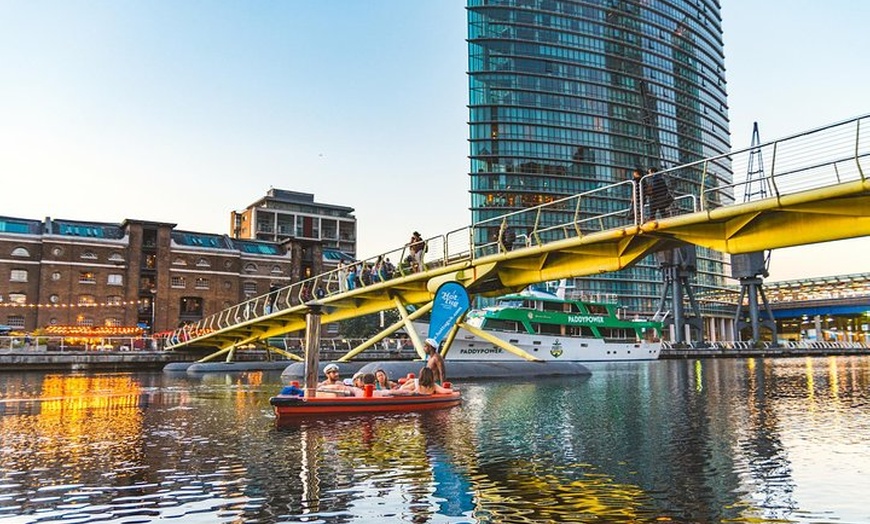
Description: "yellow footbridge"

(166, 114), (870, 361)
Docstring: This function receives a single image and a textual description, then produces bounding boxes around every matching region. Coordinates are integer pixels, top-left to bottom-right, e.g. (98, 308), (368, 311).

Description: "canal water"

(0, 356), (868, 523)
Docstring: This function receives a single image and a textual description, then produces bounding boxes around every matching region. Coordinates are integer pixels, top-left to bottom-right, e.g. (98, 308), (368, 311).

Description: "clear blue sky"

(1, 1), (867, 282)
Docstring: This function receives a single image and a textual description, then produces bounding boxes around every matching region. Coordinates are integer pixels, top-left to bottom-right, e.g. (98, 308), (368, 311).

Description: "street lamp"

(150, 288), (157, 335)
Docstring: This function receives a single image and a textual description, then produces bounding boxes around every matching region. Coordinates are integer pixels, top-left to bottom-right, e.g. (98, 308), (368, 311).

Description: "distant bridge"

(166, 114), (870, 359)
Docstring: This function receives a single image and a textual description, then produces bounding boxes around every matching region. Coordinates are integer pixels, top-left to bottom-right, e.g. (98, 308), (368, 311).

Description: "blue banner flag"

(428, 282), (471, 344)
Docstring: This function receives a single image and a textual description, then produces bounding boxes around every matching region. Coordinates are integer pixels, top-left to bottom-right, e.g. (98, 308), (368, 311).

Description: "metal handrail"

(166, 114), (870, 346)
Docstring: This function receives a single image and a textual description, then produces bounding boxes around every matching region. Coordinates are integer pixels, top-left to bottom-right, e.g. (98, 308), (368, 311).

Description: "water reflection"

(0, 358), (867, 523)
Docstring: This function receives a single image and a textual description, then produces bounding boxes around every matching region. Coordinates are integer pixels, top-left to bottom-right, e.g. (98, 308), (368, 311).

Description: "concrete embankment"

(0, 350), (197, 372)
(660, 343), (869, 359)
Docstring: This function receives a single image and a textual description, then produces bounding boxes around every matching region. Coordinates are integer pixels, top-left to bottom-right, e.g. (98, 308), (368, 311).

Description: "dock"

(660, 341), (869, 359)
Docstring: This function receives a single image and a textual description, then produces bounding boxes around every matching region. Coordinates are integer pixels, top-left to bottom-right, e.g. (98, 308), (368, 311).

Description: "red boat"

(269, 389), (462, 418)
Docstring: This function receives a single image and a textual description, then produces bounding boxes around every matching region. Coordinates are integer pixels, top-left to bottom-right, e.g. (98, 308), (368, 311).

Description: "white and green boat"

(417, 288), (662, 362)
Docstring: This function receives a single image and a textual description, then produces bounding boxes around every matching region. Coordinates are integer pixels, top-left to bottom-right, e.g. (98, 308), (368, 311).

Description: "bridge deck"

(166, 114), (870, 353)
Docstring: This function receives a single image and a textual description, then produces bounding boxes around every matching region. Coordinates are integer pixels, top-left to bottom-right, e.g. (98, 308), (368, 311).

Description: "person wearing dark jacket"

(646, 167), (674, 219)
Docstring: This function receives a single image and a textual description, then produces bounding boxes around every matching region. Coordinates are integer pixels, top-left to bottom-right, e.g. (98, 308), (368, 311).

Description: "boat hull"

(269, 391), (462, 417)
(415, 323), (660, 362)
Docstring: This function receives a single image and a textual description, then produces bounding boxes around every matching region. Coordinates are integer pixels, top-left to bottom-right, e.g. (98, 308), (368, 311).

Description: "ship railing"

(563, 291), (619, 304)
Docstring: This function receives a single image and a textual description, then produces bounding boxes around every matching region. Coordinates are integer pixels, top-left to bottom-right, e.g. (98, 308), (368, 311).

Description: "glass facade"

(467, 0), (731, 314)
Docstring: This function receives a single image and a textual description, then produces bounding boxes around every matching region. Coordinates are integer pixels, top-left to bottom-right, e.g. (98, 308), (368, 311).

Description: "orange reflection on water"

(0, 374), (146, 482)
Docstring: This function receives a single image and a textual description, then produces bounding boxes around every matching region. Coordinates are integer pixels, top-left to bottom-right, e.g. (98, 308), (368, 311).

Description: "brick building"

(0, 216), (313, 334)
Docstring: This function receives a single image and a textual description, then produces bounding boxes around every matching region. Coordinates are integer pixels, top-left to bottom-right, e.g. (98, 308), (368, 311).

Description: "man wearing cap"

(319, 363), (342, 386)
(351, 371), (365, 389)
(424, 338), (446, 384)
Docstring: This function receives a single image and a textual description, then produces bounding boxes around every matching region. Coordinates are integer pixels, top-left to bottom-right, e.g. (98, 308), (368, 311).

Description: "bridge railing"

(166, 114), (870, 347)
(695, 114), (869, 210)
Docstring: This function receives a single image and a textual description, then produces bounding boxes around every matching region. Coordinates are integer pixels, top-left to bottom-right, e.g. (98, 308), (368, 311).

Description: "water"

(0, 357), (868, 523)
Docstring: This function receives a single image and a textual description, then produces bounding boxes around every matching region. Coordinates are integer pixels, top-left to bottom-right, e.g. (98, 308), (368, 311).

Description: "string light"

(0, 300), (145, 309)
(44, 325), (145, 336)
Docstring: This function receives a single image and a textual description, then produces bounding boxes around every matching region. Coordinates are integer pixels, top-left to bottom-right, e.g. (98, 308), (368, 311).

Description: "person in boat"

(319, 363), (342, 386)
(361, 372), (392, 397)
(424, 338), (446, 384)
(374, 368), (397, 390)
(399, 367), (452, 395)
(318, 363), (355, 396)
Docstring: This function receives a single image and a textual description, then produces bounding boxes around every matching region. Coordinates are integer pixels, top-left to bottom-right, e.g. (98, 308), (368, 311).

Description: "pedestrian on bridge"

(409, 231), (425, 272)
(646, 167), (674, 219)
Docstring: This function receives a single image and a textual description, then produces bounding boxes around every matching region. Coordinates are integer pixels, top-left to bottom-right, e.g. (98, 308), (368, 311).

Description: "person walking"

(408, 231), (425, 272)
(646, 167), (674, 219)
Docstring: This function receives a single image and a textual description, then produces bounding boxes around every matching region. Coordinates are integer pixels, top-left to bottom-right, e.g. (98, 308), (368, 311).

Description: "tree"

(338, 309), (400, 339)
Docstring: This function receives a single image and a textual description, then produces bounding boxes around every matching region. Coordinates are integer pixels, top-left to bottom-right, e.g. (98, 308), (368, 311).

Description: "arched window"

(11, 247), (29, 257)
(196, 258), (210, 268)
(271, 265), (283, 275)
(172, 257), (187, 266)
(80, 251), (98, 260)
(109, 253), (125, 263)
(244, 263), (258, 273)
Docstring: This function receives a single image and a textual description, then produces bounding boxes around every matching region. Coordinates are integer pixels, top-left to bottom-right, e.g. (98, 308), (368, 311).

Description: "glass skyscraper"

(467, 0), (731, 315)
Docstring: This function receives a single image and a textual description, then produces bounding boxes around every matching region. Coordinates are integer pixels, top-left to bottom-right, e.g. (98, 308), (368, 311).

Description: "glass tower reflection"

(467, 0), (730, 314)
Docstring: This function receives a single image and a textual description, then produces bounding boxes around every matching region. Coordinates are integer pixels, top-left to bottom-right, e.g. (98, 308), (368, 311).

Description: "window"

(49, 294), (59, 303)
(243, 282), (257, 296)
(143, 254), (157, 269)
(51, 272), (62, 281)
(172, 257), (187, 266)
(105, 318), (121, 327)
(181, 297), (203, 315)
(196, 258), (210, 268)
(171, 276), (186, 288)
(81, 251), (97, 260)
(52, 247), (63, 257)
(271, 265), (283, 275)
(107, 274), (123, 286)
(77, 316), (94, 327)
(10, 269), (27, 282)
(195, 277), (210, 290)
(109, 253), (125, 263)
(223, 281), (232, 290)
(244, 263), (258, 273)
(8, 293), (27, 305)
(79, 271), (96, 284)
(78, 294), (96, 305)
(106, 295), (122, 305)
(7, 316), (25, 328)
(11, 247), (29, 257)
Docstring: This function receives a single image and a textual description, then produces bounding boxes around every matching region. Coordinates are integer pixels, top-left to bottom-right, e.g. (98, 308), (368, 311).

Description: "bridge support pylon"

(731, 252), (778, 346)
(654, 245), (703, 345)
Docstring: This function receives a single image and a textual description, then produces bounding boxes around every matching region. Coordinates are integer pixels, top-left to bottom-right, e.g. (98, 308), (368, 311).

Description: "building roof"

(0, 216), (44, 235)
(49, 218), (126, 239)
(249, 188), (355, 215)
